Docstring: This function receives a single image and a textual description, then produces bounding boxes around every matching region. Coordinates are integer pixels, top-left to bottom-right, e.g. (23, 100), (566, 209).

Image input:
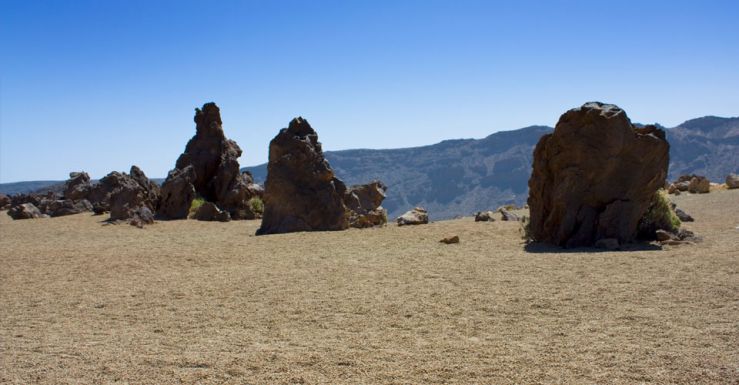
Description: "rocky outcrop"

(527, 102), (670, 248)
(397, 207), (429, 226)
(257, 117), (349, 235)
(344, 181), (387, 228)
(157, 166), (196, 220)
(475, 211), (496, 222)
(63, 172), (92, 200)
(171, 102), (261, 219)
(725, 173), (739, 189)
(193, 202), (231, 222)
(109, 166), (160, 223)
(7, 203), (46, 219)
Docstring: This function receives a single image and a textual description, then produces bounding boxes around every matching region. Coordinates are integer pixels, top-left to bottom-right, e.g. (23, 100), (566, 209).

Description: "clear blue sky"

(1, 0), (737, 183)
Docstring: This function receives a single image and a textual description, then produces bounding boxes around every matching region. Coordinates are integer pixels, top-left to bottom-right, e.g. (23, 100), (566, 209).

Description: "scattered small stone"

(499, 208), (520, 221)
(655, 229), (676, 242)
(397, 207), (429, 226)
(474, 211), (496, 222)
(440, 235), (459, 244)
(675, 208), (694, 222)
(726, 173), (739, 189)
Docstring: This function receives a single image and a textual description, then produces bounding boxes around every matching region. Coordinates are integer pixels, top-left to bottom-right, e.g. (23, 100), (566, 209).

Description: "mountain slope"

(245, 126), (552, 220)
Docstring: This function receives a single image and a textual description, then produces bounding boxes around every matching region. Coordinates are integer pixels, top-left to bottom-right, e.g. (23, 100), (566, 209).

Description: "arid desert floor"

(1, 190), (737, 384)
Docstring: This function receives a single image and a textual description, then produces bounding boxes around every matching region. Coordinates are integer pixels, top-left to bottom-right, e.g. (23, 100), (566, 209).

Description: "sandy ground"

(1, 190), (737, 384)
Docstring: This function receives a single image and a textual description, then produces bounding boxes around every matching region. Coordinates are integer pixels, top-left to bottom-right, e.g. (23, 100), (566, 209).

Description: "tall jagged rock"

(257, 117), (349, 235)
(168, 102), (260, 219)
(527, 102), (669, 248)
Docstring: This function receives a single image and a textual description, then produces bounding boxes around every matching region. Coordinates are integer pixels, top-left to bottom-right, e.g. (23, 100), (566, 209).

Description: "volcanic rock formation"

(167, 102), (260, 219)
(108, 166), (160, 223)
(257, 117), (350, 235)
(527, 102), (670, 248)
(64, 172), (92, 201)
(397, 207), (429, 226)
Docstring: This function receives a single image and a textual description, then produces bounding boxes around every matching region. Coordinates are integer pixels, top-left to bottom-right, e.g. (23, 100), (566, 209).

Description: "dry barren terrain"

(1, 190), (738, 384)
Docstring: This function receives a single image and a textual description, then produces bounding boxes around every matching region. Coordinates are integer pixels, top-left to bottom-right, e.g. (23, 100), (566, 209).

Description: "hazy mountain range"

(3, 116), (737, 220)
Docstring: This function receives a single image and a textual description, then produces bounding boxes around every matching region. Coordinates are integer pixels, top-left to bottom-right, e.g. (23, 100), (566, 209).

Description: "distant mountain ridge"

(3, 116), (737, 220)
(244, 116), (738, 220)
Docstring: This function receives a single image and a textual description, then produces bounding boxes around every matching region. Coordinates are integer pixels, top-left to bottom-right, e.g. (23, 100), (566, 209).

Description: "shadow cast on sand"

(523, 241), (663, 254)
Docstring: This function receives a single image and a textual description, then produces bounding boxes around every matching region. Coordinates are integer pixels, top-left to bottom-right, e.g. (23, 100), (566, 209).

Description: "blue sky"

(1, 0), (737, 183)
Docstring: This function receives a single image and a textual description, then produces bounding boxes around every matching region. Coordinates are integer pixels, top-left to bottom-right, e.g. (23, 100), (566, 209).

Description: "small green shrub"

(189, 197), (205, 216)
(248, 197), (264, 215)
(638, 189), (680, 239)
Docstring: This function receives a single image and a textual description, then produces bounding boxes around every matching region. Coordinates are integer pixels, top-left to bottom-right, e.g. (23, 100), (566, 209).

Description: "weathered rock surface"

(344, 181), (387, 228)
(63, 172), (92, 200)
(157, 166), (196, 220)
(172, 102), (261, 219)
(527, 102), (669, 248)
(7, 203), (46, 219)
(129, 207), (155, 228)
(109, 166), (160, 222)
(257, 117), (349, 235)
(687, 175), (710, 194)
(0, 193), (10, 210)
(725, 173), (739, 189)
(48, 199), (93, 217)
(397, 207), (429, 226)
(193, 202), (231, 222)
(475, 211), (496, 222)
(594, 238), (620, 251)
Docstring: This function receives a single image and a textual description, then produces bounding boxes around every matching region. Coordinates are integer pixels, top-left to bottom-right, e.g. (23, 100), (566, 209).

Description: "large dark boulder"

(63, 171), (92, 200)
(193, 202), (231, 222)
(157, 165), (196, 220)
(527, 102), (669, 248)
(171, 102), (260, 219)
(344, 181), (387, 228)
(257, 117), (349, 235)
(109, 166), (159, 222)
(88, 171), (127, 213)
(47, 199), (93, 217)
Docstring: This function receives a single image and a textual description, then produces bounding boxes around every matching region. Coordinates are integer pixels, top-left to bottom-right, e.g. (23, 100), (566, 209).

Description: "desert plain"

(1, 190), (737, 384)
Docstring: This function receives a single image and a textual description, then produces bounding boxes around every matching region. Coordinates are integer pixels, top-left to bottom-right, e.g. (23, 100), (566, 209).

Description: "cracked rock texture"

(527, 102), (669, 247)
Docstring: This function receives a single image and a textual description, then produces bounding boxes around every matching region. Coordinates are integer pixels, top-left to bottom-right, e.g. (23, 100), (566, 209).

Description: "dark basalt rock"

(193, 202), (231, 222)
(257, 117), (349, 235)
(47, 199), (93, 217)
(527, 102), (669, 248)
(157, 165), (196, 220)
(63, 171), (92, 201)
(171, 102), (260, 219)
(109, 166), (160, 223)
(344, 181), (387, 228)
